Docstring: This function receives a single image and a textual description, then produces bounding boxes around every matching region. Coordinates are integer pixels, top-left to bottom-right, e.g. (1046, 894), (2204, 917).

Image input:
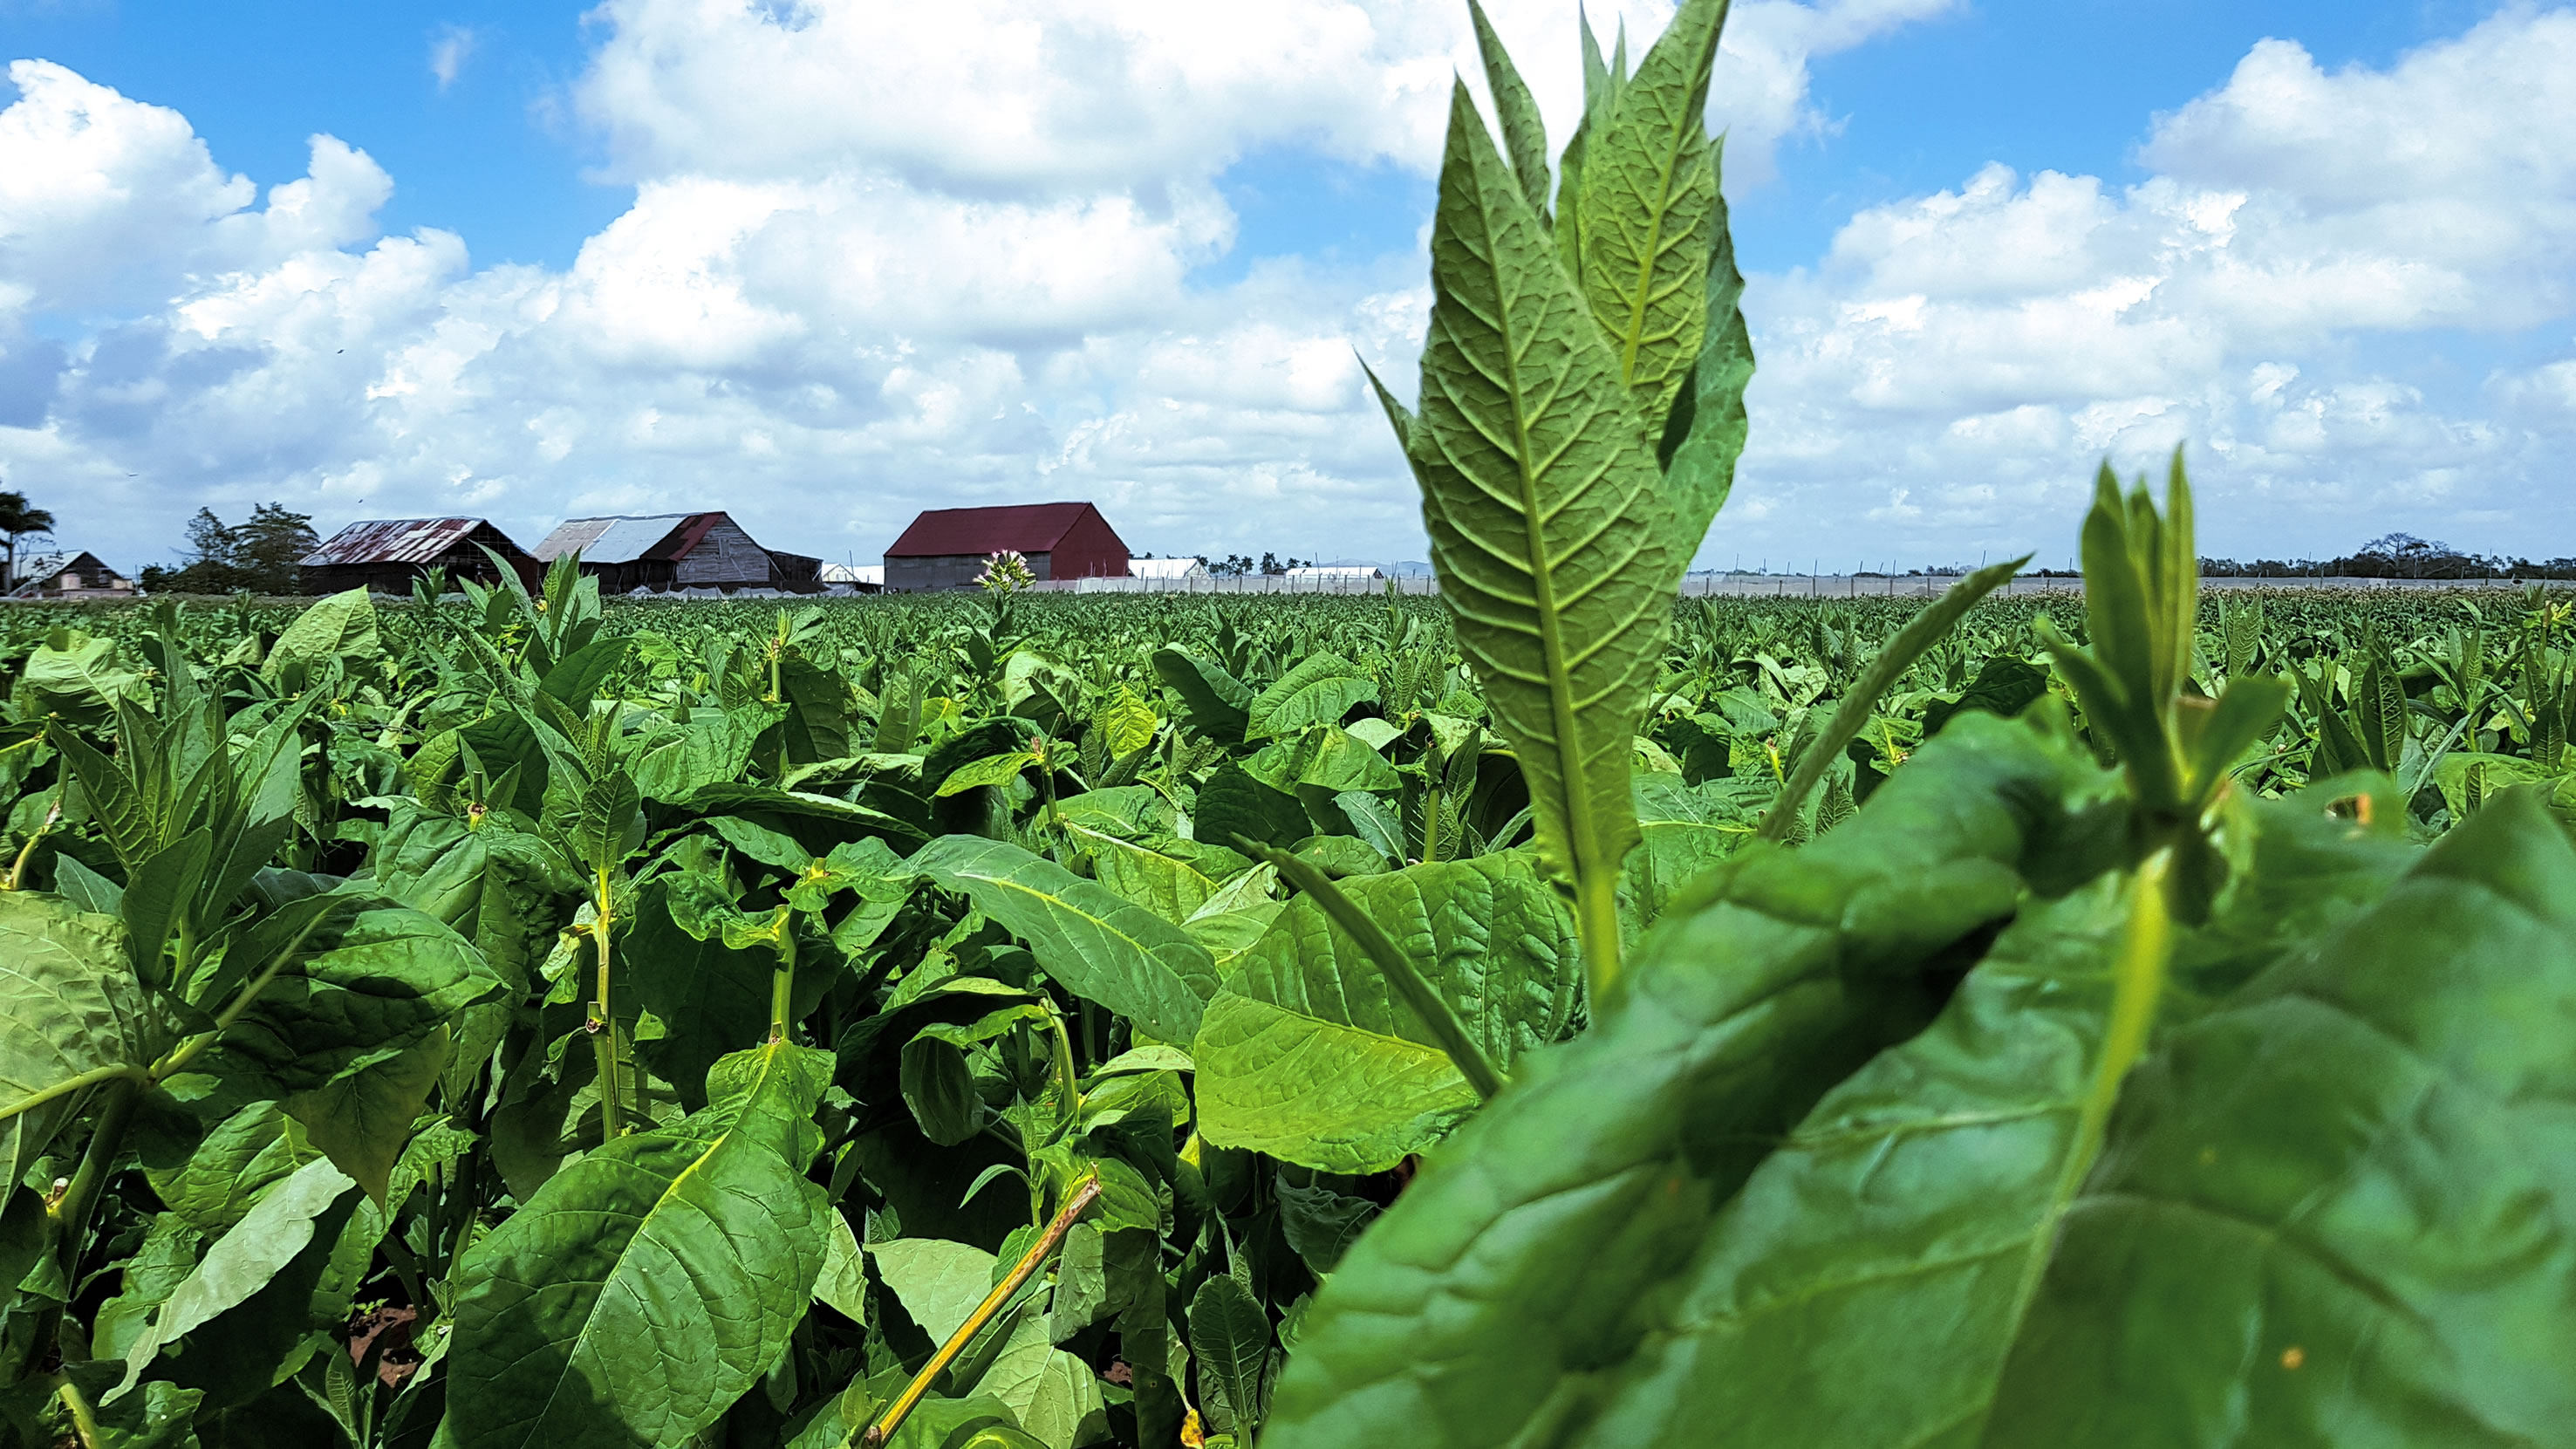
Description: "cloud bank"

(1, 2), (2573, 573)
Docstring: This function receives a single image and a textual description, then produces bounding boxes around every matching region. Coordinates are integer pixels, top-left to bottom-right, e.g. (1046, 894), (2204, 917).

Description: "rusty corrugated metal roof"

(301, 518), (505, 567)
(885, 502), (1097, 558)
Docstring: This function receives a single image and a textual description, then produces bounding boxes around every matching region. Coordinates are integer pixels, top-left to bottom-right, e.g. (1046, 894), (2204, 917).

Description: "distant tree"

(1261, 551), (1281, 576)
(0, 486), (57, 586)
(162, 502), (318, 594)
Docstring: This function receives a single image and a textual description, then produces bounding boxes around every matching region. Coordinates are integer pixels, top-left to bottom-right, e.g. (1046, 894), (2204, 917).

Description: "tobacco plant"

(0, 3), (2569, 1446)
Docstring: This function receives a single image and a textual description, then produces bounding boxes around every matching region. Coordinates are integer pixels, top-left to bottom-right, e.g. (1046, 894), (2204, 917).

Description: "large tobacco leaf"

(1193, 851), (1581, 1172)
(1400, 78), (1679, 973)
(1268, 742), (2573, 1443)
(443, 1040), (833, 1449)
(910, 835), (1219, 1043)
(1982, 788), (2576, 1444)
(210, 899), (502, 1095)
(1260, 714), (2117, 1448)
(0, 892), (167, 1186)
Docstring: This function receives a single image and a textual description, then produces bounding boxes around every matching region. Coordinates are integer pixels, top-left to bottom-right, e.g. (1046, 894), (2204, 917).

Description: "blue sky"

(3, 0), (2573, 571)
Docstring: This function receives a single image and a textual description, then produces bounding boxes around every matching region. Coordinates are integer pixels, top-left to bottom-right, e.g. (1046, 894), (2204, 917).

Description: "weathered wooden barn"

(884, 502), (1130, 591)
(299, 519), (538, 594)
(530, 513), (822, 593)
(5, 551), (136, 599)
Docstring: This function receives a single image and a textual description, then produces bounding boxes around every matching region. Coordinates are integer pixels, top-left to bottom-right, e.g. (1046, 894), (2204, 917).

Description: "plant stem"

(50, 1078), (140, 1281)
(3, 795), (61, 891)
(769, 912), (797, 1042)
(51, 1374), (101, 1449)
(858, 1176), (1104, 1449)
(592, 866), (625, 1139)
(1256, 844), (1507, 1100)
(0, 1063), (155, 1127)
(152, 902), (339, 1083)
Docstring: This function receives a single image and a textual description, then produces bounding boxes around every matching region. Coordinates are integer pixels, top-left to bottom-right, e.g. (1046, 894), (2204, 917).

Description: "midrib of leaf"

(1486, 174), (1622, 979)
(525, 1039), (803, 1439)
(1608, 116), (1696, 391)
(1979, 850), (2176, 1436)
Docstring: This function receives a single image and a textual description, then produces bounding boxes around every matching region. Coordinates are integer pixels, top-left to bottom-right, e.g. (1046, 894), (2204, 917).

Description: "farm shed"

(1129, 557), (1207, 580)
(530, 513), (823, 593)
(820, 564), (884, 591)
(6, 551), (136, 599)
(299, 519), (537, 594)
(884, 502), (1129, 591)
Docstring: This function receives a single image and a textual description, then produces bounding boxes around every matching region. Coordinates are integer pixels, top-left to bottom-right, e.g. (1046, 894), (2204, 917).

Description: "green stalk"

(2009, 848), (2174, 1325)
(3, 795), (62, 891)
(0, 1063), (155, 1127)
(1255, 844), (1506, 1101)
(1759, 557), (2026, 843)
(50, 1078), (140, 1279)
(769, 911), (797, 1042)
(50, 1373), (101, 1449)
(859, 1177), (1104, 1449)
(150, 904), (339, 1082)
(591, 866), (625, 1138)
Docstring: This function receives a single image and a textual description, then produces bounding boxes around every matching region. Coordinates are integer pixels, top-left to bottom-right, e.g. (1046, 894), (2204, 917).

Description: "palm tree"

(0, 488), (55, 587)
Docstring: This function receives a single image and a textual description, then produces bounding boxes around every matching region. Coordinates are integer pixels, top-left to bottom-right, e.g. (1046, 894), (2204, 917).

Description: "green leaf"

(900, 1035), (984, 1146)
(1258, 715), (2116, 1449)
(120, 829), (212, 981)
(1411, 79), (1679, 979)
(870, 1236), (998, 1343)
(1098, 687), (1159, 759)
(1466, 0), (1551, 222)
(1186, 1274), (1270, 1440)
(112, 1157), (358, 1401)
(262, 588), (379, 687)
(283, 1026), (448, 1204)
(1274, 1172), (1377, 1277)
(1195, 762), (1308, 854)
(1194, 853), (1580, 1172)
(215, 901), (502, 1096)
(571, 769), (643, 874)
(1652, 130), (1756, 542)
(143, 1099), (322, 1238)
(623, 877), (795, 1110)
(538, 635), (631, 705)
(1151, 648), (1253, 744)
(937, 750), (1041, 798)
(1246, 654), (1377, 742)
(1985, 789), (2576, 1445)
(1066, 824), (1220, 923)
(1575, 0), (1729, 431)
(911, 836), (1219, 1043)
(813, 1208), (868, 1324)
(14, 631), (147, 726)
(0, 892), (162, 1186)
(974, 1314), (1106, 1449)
(446, 1040), (834, 1449)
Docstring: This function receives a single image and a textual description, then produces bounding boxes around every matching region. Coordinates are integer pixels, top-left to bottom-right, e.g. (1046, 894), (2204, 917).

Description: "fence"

(1033, 571), (2551, 600)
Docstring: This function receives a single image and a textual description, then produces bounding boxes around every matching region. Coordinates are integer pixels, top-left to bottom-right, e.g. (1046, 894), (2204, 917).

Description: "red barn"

(884, 502), (1130, 591)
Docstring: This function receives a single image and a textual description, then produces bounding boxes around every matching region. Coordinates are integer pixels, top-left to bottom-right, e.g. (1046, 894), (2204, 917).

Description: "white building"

(1284, 565), (1384, 581)
(1130, 557), (1209, 580)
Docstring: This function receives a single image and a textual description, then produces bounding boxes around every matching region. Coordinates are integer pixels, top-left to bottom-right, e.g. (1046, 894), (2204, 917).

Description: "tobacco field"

(3, 1), (2573, 1446)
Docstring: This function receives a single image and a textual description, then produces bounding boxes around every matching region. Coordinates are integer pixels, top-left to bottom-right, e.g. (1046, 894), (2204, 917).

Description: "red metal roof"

(301, 518), (520, 566)
(886, 502), (1105, 558)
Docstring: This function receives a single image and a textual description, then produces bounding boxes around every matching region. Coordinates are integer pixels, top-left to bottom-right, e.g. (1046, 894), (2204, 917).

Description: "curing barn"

(530, 512), (823, 593)
(883, 502), (1130, 591)
(298, 518), (539, 594)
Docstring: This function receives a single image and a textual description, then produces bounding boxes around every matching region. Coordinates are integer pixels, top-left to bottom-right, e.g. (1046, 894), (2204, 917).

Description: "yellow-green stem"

(51, 1374), (100, 1449)
(1576, 866), (1623, 1001)
(859, 1177), (1104, 1449)
(592, 866), (625, 1138)
(3, 796), (61, 891)
(769, 916), (797, 1042)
